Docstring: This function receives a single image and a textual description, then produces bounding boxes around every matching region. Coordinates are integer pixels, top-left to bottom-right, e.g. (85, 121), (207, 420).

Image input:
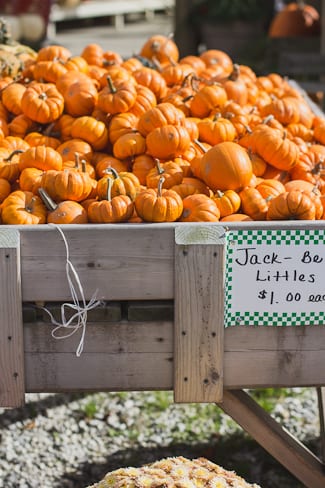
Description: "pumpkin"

(128, 84), (157, 117)
(220, 213), (253, 222)
(20, 82), (65, 124)
(268, 1), (320, 38)
(1, 82), (26, 115)
(88, 177), (134, 223)
(36, 44), (72, 62)
(19, 167), (44, 194)
(190, 84), (228, 118)
(178, 193), (220, 222)
(134, 176), (183, 222)
(220, 64), (248, 106)
(146, 159), (183, 189)
(108, 112), (139, 144)
(56, 71), (98, 117)
(97, 75), (137, 114)
(131, 154), (156, 185)
(40, 168), (94, 202)
(33, 59), (68, 83)
(193, 141), (253, 192)
(197, 113), (236, 145)
(146, 124), (191, 160)
(139, 34), (179, 66)
(133, 66), (168, 101)
(1, 190), (47, 224)
(97, 167), (140, 201)
(95, 155), (129, 178)
(70, 116), (109, 151)
(239, 187), (270, 221)
(138, 102), (185, 137)
(0, 177), (11, 202)
(8, 114), (36, 138)
(0, 148), (23, 182)
(56, 139), (93, 163)
(18, 146), (63, 172)
(38, 187), (88, 224)
(199, 49), (233, 73)
(248, 125), (300, 171)
(266, 189), (318, 220)
(112, 131), (146, 160)
(212, 189), (241, 218)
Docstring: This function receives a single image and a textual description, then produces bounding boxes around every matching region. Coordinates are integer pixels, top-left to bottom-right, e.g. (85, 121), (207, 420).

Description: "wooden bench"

(49, 0), (174, 31)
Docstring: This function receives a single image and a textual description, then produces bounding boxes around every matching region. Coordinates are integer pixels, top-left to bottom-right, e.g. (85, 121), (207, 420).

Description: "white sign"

(225, 229), (325, 326)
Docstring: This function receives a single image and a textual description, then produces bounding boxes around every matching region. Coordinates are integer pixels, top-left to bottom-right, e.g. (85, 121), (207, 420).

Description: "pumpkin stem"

(193, 139), (208, 154)
(311, 161), (324, 176)
(106, 176), (113, 201)
(228, 64), (240, 82)
(157, 176), (165, 196)
(262, 114), (274, 125)
(154, 158), (164, 175)
(212, 112), (222, 121)
(106, 75), (117, 94)
(4, 149), (24, 161)
(105, 166), (119, 179)
(38, 187), (57, 212)
(74, 152), (80, 170)
(216, 190), (224, 198)
(25, 195), (37, 213)
(38, 92), (48, 101)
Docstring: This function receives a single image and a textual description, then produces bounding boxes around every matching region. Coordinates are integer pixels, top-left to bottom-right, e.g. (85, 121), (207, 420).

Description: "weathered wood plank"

(219, 390), (325, 488)
(0, 229), (25, 408)
(174, 226), (225, 403)
(23, 321), (325, 391)
(25, 352), (173, 392)
(18, 225), (175, 301)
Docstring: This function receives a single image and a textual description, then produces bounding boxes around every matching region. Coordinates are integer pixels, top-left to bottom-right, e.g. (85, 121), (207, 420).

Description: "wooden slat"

(224, 325), (325, 388)
(0, 229), (25, 408)
(24, 320), (173, 392)
(23, 321), (325, 391)
(219, 390), (325, 488)
(18, 224), (175, 301)
(174, 225), (225, 403)
(25, 352), (172, 392)
(12, 221), (325, 302)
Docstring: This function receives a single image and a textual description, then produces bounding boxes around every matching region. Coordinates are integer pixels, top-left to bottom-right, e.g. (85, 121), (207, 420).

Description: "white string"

(41, 224), (102, 357)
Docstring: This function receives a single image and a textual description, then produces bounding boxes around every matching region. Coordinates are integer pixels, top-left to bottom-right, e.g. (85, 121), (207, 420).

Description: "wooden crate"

(1, 221), (325, 488)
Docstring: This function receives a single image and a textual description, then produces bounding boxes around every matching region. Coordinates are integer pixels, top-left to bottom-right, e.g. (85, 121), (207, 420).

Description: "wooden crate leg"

(218, 389), (325, 488)
(0, 229), (25, 408)
(174, 225), (225, 403)
(317, 387), (325, 462)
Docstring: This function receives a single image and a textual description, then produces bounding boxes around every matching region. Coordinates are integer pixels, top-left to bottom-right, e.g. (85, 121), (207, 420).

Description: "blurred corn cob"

(87, 456), (262, 487)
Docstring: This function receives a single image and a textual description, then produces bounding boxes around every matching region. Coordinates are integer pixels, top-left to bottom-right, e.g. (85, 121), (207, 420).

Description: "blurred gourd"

(0, 18), (37, 77)
(268, 1), (320, 37)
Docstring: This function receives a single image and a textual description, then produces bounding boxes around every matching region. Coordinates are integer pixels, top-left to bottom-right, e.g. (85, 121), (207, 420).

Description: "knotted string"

(41, 224), (102, 357)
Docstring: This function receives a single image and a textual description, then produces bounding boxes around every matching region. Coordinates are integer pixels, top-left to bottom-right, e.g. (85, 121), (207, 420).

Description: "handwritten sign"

(224, 228), (325, 326)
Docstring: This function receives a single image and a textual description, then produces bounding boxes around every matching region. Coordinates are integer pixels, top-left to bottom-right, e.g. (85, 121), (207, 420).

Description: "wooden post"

(174, 0), (198, 57)
(174, 225), (225, 403)
(0, 229), (25, 408)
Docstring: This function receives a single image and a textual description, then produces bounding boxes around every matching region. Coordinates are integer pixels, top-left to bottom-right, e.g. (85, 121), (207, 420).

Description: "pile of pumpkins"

(0, 31), (324, 224)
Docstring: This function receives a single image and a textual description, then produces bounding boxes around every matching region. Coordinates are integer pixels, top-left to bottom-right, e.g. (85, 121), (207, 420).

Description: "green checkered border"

(224, 228), (325, 327)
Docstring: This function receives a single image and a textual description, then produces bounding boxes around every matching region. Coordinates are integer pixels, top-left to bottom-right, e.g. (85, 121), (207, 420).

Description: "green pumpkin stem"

(38, 187), (57, 212)
(157, 176), (165, 197)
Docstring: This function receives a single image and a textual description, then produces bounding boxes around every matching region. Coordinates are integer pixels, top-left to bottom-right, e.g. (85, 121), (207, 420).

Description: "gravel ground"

(0, 388), (321, 488)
